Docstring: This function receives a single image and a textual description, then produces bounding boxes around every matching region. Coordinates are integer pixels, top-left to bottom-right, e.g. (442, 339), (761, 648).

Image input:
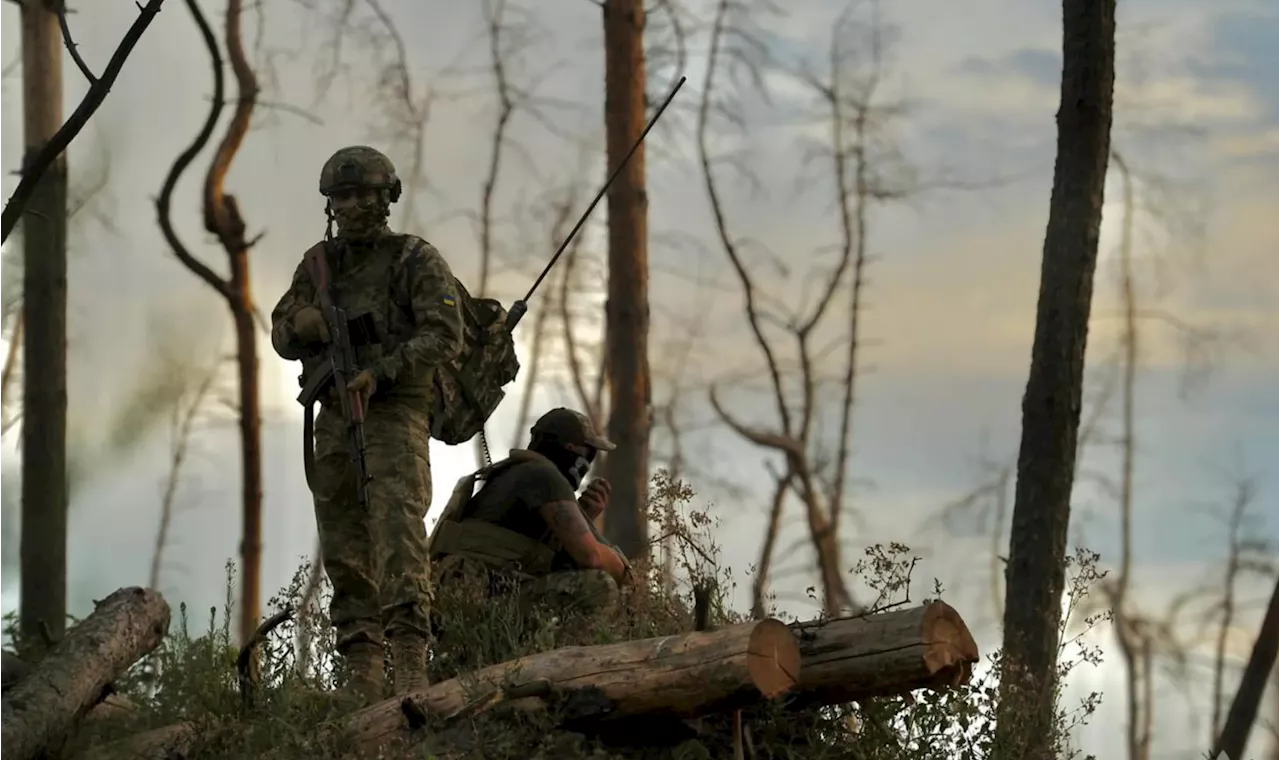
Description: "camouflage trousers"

(433, 555), (620, 620)
(312, 399), (433, 652)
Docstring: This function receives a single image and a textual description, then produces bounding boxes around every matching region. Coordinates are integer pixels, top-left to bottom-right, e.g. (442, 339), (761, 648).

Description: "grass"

(17, 473), (1108, 759)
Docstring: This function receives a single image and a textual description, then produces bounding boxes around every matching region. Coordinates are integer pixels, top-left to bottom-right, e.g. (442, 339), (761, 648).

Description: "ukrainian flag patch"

(442, 294), (457, 307)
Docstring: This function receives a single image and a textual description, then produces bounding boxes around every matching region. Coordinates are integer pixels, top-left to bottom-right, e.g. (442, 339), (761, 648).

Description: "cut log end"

(920, 601), (981, 688)
(746, 618), (801, 699)
(788, 600), (981, 707)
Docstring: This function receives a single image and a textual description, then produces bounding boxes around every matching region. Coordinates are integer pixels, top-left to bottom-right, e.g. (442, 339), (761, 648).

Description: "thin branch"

(560, 227), (600, 425)
(54, 1), (97, 83)
(1, 0), (166, 243)
(477, 0), (515, 298)
(236, 606), (294, 709)
(695, 0), (791, 436)
(157, 0), (232, 300)
(149, 361), (219, 591)
(202, 0), (260, 252)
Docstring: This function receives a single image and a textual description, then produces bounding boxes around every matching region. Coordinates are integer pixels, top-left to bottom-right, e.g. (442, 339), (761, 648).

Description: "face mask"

(331, 199), (389, 240)
(565, 455), (592, 490)
(534, 441), (595, 489)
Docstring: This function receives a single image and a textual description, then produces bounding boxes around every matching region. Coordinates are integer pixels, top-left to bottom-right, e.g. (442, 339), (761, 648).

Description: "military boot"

(338, 640), (386, 703)
(389, 630), (430, 695)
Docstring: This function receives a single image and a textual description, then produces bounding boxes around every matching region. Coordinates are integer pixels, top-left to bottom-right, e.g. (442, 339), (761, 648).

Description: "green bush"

(42, 473), (1105, 759)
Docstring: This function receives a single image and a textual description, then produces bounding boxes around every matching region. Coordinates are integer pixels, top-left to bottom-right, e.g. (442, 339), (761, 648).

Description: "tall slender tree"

(599, 0), (651, 558)
(994, 0), (1116, 754)
(19, 0), (70, 656)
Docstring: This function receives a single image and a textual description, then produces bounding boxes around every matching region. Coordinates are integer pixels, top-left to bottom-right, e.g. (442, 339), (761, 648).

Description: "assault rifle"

(296, 242), (372, 508)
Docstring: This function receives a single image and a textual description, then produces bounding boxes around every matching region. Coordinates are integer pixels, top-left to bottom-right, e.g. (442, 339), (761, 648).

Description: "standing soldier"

(270, 146), (463, 701)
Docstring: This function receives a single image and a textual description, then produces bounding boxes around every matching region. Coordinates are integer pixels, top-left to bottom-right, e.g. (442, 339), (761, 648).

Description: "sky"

(0, 0), (1277, 758)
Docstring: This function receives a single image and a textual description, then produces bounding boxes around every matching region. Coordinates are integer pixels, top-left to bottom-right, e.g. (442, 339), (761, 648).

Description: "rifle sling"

(302, 400), (318, 498)
(298, 242), (340, 501)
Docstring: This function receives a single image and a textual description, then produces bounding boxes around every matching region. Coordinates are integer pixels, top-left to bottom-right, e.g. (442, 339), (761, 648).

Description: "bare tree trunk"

(1268, 663), (1279, 760)
(994, 0), (1115, 754)
(202, 0), (262, 650)
(19, 0), (69, 656)
(1213, 497), (1247, 744)
(600, 0), (651, 559)
(229, 274), (262, 649)
(149, 366), (217, 590)
(751, 472), (790, 619)
(1111, 149), (1149, 760)
(157, 0), (262, 650)
(1212, 583), (1280, 760)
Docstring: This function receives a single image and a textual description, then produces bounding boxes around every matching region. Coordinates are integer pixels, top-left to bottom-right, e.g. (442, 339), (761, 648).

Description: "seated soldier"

(428, 407), (632, 617)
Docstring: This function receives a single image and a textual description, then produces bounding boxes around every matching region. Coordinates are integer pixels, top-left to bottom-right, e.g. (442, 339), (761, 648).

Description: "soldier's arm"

(372, 240), (465, 387)
(270, 258), (318, 361)
(521, 466), (629, 584)
(538, 501), (630, 584)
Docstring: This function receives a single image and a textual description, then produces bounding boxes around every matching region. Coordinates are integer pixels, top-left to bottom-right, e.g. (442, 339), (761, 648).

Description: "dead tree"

(1099, 147), (1153, 760)
(1212, 583), (1280, 760)
(149, 357), (221, 590)
(599, 0), (653, 559)
(1200, 480), (1277, 744)
(697, 0), (905, 616)
(17, 0), (71, 657)
(0, 587), (169, 760)
(993, 0), (1115, 753)
(9, 12), (128, 648)
(155, 0), (264, 650)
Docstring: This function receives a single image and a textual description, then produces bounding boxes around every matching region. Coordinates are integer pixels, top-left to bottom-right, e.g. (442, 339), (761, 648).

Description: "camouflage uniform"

(270, 146), (463, 699)
(429, 409), (624, 623)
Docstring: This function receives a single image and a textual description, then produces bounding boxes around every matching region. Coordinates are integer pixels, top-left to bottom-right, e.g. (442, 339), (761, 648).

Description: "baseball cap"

(530, 408), (616, 451)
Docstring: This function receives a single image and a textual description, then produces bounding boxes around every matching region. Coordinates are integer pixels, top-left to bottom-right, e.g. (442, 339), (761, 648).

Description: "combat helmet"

(318, 146), (402, 203)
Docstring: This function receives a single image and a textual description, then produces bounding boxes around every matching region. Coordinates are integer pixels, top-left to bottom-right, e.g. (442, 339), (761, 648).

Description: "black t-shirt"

(463, 458), (579, 548)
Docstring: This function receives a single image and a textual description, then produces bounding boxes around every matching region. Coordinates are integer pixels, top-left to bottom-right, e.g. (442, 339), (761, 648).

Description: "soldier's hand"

(579, 478), (612, 520)
(347, 369), (377, 410)
(293, 306), (331, 344)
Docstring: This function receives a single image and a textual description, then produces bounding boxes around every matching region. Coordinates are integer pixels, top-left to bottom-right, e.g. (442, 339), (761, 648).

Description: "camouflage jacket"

(270, 233), (465, 404)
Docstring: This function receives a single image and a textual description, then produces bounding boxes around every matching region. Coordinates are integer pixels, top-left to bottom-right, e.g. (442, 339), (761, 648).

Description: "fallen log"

(3, 649), (138, 723)
(344, 617), (801, 752)
(2, 649), (33, 691)
(0, 587), (170, 760)
(90, 602), (982, 757)
(80, 721), (201, 760)
(788, 600), (980, 707)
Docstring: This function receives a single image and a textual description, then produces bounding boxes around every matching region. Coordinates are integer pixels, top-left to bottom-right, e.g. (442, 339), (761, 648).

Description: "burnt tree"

(599, 0), (652, 559)
(156, 0), (264, 650)
(18, 0), (69, 656)
(993, 0), (1116, 754)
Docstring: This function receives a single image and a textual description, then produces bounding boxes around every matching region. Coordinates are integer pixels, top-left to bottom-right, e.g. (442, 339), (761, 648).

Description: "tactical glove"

(293, 306), (331, 344)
